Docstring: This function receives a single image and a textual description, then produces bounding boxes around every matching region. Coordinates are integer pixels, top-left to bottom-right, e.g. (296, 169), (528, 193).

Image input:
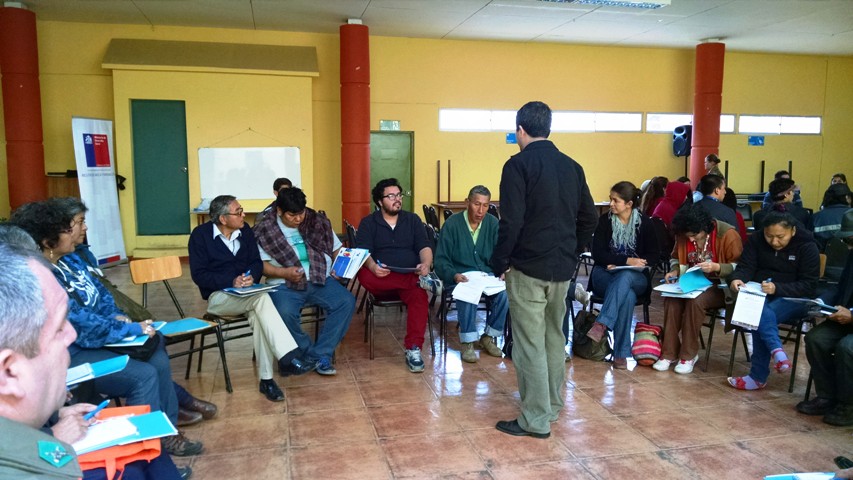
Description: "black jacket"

(820, 253), (853, 308)
(491, 140), (597, 282)
(730, 228), (820, 298)
(591, 212), (661, 268)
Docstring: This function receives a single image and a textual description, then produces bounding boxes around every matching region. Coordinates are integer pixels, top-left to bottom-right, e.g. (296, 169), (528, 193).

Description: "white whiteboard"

(198, 147), (301, 201)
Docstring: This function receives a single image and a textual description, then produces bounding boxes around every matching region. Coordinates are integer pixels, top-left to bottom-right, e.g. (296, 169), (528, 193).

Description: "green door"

(370, 131), (414, 212)
(131, 100), (190, 235)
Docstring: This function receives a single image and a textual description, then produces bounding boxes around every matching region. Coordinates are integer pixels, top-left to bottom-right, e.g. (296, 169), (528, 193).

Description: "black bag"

(572, 309), (612, 361)
(105, 334), (161, 362)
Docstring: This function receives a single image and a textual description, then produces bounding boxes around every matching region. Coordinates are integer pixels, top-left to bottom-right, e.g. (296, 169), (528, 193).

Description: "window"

(645, 113), (736, 133)
(438, 109), (642, 132)
(738, 115), (821, 135)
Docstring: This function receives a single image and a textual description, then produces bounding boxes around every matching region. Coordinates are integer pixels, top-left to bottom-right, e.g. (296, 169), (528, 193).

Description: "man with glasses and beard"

(356, 178), (433, 373)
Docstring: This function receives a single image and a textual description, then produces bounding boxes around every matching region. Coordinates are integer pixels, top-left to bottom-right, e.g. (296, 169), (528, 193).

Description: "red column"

(340, 23), (371, 230)
(690, 42), (725, 188)
(0, 5), (47, 209)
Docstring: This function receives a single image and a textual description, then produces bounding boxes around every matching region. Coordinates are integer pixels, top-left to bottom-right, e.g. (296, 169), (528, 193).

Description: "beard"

(382, 204), (401, 216)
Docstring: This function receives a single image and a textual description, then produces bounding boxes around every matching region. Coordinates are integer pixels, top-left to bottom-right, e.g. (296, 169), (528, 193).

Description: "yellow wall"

(1, 20), (852, 250)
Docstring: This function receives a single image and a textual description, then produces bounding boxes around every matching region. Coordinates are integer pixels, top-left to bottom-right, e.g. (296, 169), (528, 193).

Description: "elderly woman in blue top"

(10, 200), (203, 457)
(588, 181), (660, 369)
(727, 211), (820, 390)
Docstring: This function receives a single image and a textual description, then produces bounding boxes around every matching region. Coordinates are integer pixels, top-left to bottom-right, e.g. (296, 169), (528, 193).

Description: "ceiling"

(15, 0), (853, 56)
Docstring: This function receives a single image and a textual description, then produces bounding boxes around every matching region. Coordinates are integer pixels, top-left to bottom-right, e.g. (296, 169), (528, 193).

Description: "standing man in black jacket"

(491, 101), (597, 439)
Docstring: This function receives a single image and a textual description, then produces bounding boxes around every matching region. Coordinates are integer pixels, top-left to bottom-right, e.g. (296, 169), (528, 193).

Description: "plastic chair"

(443, 209), (453, 221)
(365, 291), (435, 359)
(128, 256), (235, 393)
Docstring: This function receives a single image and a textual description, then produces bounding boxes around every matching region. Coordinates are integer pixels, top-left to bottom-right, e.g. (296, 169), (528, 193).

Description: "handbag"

(572, 309), (612, 361)
(631, 323), (662, 366)
(77, 405), (163, 480)
(105, 334), (161, 362)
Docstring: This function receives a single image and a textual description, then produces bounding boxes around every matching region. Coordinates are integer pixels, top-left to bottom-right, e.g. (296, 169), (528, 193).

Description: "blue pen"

(84, 399), (110, 421)
(763, 277), (773, 283)
(244, 270), (251, 278)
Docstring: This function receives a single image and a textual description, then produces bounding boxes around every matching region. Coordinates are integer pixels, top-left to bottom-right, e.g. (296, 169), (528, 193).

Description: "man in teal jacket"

(434, 185), (508, 363)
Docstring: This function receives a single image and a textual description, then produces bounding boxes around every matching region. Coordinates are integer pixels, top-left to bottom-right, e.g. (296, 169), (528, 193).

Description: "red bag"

(77, 405), (162, 480)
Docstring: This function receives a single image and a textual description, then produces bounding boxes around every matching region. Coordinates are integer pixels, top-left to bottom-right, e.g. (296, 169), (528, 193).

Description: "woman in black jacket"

(589, 181), (660, 368)
(727, 211), (820, 390)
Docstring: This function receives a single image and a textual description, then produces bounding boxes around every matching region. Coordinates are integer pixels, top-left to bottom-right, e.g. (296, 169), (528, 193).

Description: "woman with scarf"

(588, 181), (661, 368)
(653, 204), (742, 374)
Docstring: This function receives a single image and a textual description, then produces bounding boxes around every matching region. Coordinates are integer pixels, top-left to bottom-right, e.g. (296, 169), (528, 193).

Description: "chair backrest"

(648, 216), (675, 267)
(345, 221), (357, 248)
(443, 208), (453, 221)
(424, 222), (439, 251)
(426, 206), (441, 231)
(129, 256), (183, 284)
(824, 237), (850, 282)
(488, 203), (500, 219)
(735, 203), (752, 222)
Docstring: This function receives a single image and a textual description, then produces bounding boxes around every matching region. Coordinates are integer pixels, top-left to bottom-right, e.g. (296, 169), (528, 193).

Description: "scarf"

(685, 223), (718, 266)
(610, 209), (641, 257)
(253, 206), (334, 290)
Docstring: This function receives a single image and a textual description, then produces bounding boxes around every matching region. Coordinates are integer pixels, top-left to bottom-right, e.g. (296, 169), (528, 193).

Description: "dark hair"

(822, 183), (851, 207)
(640, 176), (667, 213)
(47, 197), (88, 218)
(672, 204), (715, 236)
(209, 195), (237, 225)
(705, 154), (720, 165)
(762, 211), (798, 230)
(698, 174), (726, 196)
(9, 201), (74, 251)
(768, 178), (796, 202)
(610, 181), (640, 207)
(516, 101), (551, 139)
(774, 170), (791, 180)
(273, 177), (292, 191)
(276, 186), (307, 214)
(467, 185), (491, 199)
(676, 176), (691, 184)
(371, 178), (402, 207)
(721, 187), (738, 210)
(832, 173), (847, 183)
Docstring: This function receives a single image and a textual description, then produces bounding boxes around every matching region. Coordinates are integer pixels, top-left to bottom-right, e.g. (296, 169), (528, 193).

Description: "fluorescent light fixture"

(537, 0), (671, 9)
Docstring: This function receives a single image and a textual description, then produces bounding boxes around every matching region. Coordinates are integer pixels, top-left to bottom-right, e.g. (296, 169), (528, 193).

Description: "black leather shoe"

(278, 357), (317, 377)
(177, 408), (203, 427)
(796, 397), (836, 416)
(824, 403), (853, 426)
(259, 379), (285, 402)
(186, 397), (218, 420)
(495, 419), (550, 439)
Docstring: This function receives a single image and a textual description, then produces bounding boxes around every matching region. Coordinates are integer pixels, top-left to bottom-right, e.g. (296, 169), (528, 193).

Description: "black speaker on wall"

(672, 125), (692, 157)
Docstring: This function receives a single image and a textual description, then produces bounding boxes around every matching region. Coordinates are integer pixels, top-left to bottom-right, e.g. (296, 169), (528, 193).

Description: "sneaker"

(652, 358), (673, 371)
(177, 466), (193, 480)
(315, 357), (337, 376)
(479, 334), (503, 358)
(574, 283), (591, 307)
(461, 342), (478, 363)
(162, 431), (204, 457)
(674, 355), (699, 374)
(405, 347), (425, 373)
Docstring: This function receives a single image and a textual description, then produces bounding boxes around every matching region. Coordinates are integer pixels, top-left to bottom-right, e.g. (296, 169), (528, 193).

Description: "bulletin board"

(198, 147), (301, 200)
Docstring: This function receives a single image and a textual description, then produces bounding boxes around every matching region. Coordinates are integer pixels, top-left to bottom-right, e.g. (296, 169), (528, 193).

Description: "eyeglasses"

(71, 217), (86, 228)
(382, 193), (405, 200)
(224, 208), (245, 216)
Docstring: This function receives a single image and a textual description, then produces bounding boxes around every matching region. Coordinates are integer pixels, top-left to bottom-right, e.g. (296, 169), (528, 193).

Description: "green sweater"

(434, 211), (500, 285)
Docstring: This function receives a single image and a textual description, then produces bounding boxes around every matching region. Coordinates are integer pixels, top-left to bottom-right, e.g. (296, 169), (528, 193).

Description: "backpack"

(631, 323), (662, 366)
(572, 309), (612, 361)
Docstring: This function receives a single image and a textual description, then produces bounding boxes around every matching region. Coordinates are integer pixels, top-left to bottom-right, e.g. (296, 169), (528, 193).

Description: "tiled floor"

(106, 260), (853, 479)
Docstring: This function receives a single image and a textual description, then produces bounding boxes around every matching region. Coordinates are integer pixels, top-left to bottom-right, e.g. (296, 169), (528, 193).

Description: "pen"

(659, 277), (678, 283)
(244, 270), (251, 278)
(84, 399), (110, 421)
(763, 278), (773, 283)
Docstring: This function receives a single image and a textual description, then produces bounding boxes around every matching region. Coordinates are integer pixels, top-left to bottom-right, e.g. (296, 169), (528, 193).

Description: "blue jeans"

(456, 290), (509, 343)
(70, 333), (178, 425)
(83, 451), (181, 480)
(269, 278), (356, 361)
(590, 267), (648, 358)
(746, 297), (809, 383)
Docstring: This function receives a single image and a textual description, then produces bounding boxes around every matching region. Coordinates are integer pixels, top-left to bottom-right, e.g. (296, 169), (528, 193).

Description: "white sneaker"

(674, 355), (699, 374)
(652, 358), (673, 371)
(574, 283), (591, 307)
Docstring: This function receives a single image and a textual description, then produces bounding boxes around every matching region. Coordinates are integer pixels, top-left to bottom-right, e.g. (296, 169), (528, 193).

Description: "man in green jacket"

(434, 185), (508, 363)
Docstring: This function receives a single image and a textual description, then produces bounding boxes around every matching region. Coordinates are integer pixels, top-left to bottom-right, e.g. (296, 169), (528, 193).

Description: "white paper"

(731, 284), (767, 330)
(65, 364), (94, 386)
(72, 416), (138, 454)
(452, 271), (505, 304)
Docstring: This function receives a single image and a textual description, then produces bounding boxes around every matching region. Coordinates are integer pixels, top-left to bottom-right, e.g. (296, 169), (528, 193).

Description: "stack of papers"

(781, 298), (839, 316)
(159, 318), (215, 336)
(452, 271), (505, 304)
(104, 322), (166, 348)
(223, 284), (278, 296)
(731, 282), (766, 330)
(72, 411), (178, 455)
(331, 248), (370, 279)
(66, 355), (129, 387)
(654, 266), (713, 299)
